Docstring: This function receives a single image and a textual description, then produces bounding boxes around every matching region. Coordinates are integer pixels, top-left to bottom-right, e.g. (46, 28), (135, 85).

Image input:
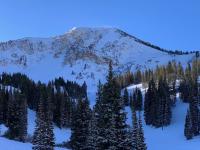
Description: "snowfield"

(0, 137), (67, 150)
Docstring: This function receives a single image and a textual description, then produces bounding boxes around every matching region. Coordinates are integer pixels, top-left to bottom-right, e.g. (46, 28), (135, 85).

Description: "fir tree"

(123, 88), (129, 106)
(94, 61), (130, 149)
(184, 110), (193, 140)
(131, 108), (138, 150)
(144, 78), (171, 128)
(189, 97), (199, 136)
(6, 90), (27, 141)
(95, 80), (103, 113)
(156, 78), (171, 127)
(17, 92), (27, 142)
(60, 92), (68, 128)
(45, 92), (55, 149)
(70, 98), (91, 150)
(85, 111), (98, 150)
(137, 112), (147, 150)
(134, 88), (143, 111)
(32, 98), (46, 150)
(144, 79), (157, 125)
(32, 98), (55, 150)
(113, 90), (129, 149)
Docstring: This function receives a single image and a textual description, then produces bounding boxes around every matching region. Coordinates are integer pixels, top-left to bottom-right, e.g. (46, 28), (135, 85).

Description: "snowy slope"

(0, 27), (195, 89)
(126, 84), (200, 150)
(0, 137), (68, 150)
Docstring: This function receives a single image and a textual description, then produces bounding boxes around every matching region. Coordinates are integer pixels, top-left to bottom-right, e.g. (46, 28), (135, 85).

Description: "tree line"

(117, 58), (200, 90)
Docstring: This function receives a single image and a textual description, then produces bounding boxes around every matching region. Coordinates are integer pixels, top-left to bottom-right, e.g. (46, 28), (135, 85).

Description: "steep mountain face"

(0, 27), (195, 87)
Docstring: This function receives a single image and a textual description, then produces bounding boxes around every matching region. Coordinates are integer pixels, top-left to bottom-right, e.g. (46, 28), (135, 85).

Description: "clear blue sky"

(0, 0), (199, 51)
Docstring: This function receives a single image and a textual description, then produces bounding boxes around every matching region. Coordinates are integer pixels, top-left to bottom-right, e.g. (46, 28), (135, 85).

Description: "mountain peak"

(66, 26), (119, 33)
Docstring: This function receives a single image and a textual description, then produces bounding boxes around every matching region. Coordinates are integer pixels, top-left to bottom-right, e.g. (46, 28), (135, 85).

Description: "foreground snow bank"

(0, 137), (68, 150)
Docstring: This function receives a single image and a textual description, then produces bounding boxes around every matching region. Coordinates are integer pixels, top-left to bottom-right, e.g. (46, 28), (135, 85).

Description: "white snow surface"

(0, 124), (8, 136)
(0, 137), (68, 150)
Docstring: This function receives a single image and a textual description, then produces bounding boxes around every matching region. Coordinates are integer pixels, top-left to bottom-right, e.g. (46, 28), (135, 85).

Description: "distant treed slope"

(0, 27), (196, 86)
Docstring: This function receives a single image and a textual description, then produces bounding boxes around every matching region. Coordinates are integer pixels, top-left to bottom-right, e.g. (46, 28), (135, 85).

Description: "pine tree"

(177, 62), (184, 78)
(32, 98), (46, 150)
(17, 92), (27, 142)
(171, 80), (177, 106)
(184, 110), (193, 140)
(144, 78), (171, 128)
(189, 97), (199, 136)
(32, 97), (55, 150)
(6, 90), (27, 141)
(55, 89), (62, 127)
(113, 89), (129, 149)
(0, 89), (4, 124)
(134, 88), (143, 111)
(45, 114), (55, 149)
(94, 61), (130, 149)
(163, 97), (171, 126)
(144, 79), (157, 125)
(130, 95), (134, 110)
(123, 88), (129, 106)
(132, 90), (137, 110)
(6, 90), (17, 139)
(45, 92), (55, 149)
(70, 98), (91, 150)
(131, 108), (138, 150)
(95, 80), (103, 113)
(156, 78), (165, 127)
(157, 78), (171, 128)
(82, 81), (87, 97)
(95, 61), (118, 149)
(60, 93), (68, 128)
(86, 111), (98, 150)
(137, 112), (147, 150)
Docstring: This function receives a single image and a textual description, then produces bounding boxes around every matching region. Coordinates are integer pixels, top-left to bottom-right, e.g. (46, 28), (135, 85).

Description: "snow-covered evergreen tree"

(70, 98), (91, 150)
(144, 79), (157, 125)
(137, 112), (147, 150)
(6, 90), (27, 141)
(184, 110), (193, 140)
(131, 108), (138, 150)
(94, 61), (130, 149)
(17, 92), (27, 142)
(86, 111), (98, 150)
(32, 97), (55, 150)
(123, 88), (129, 106)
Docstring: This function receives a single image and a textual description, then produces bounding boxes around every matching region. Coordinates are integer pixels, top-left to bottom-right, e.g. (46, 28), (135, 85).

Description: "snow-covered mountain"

(0, 27), (195, 87)
(0, 27), (198, 150)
